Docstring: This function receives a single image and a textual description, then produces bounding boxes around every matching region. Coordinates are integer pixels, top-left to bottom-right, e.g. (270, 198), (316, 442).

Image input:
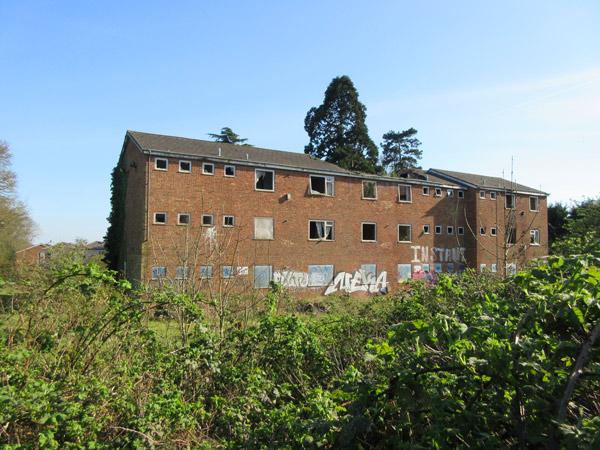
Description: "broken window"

(200, 265), (213, 279)
(530, 229), (540, 245)
(398, 224), (412, 242)
(202, 163), (214, 175)
(256, 169), (274, 191)
(447, 226), (454, 235)
(155, 158), (168, 171)
(530, 196), (539, 211)
(362, 181), (377, 199)
(490, 192), (497, 200)
(224, 165), (236, 177)
(480, 226), (486, 235)
(179, 160), (191, 173)
(178, 213), (190, 225)
(507, 228), (517, 244)
(480, 191), (486, 199)
(435, 225), (442, 235)
(152, 266), (166, 279)
(506, 194), (515, 209)
(309, 175), (334, 196)
(423, 225), (430, 234)
(447, 190), (454, 198)
(153, 212), (167, 224)
(423, 186), (430, 196)
(362, 223), (377, 241)
(398, 185), (412, 202)
(434, 187), (442, 197)
(309, 220), (334, 241)
(254, 217), (274, 240)
(202, 214), (214, 226)
(223, 215), (235, 227)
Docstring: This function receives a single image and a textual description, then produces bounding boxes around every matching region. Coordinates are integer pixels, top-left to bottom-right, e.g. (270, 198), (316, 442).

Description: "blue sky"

(1, 1), (599, 244)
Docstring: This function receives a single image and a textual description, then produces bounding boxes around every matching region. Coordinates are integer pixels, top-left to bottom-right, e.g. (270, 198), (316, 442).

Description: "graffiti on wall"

(411, 246), (465, 263)
(324, 269), (388, 295)
(273, 270), (309, 288)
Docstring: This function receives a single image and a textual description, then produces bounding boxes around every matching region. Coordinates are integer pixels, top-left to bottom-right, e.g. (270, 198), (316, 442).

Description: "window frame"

(530, 229), (540, 245)
(202, 214), (214, 227)
(491, 227), (497, 236)
(458, 190), (464, 199)
(361, 222), (377, 242)
(458, 226), (465, 236)
(490, 192), (497, 200)
(152, 266), (166, 279)
(362, 180), (377, 200)
(480, 226), (487, 235)
(176, 266), (190, 279)
(309, 174), (335, 197)
(435, 225), (442, 235)
(434, 187), (442, 197)
(255, 169), (275, 191)
(423, 186), (430, 196)
(178, 160), (191, 173)
(447, 189), (454, 198)
(308, 219), (334, 241)
(398, 224), (412, 243)
(447, 226), (454, 235)
(398, 185), (412, 203)
(529, 196), (539, 212)
(155, 158), (168, 171)
(153, 212), (167, 225)
(224, 165), (236, 177)
(177, 213), (191, 226)
(480, 191), (486, 199)
(506, 193), (516, 209)
(507, 228), (517, 245)
(200, 265), (213, 279)
(223, 215), (235, 227)
(202, 162), (215, 175)
(423, 224), (430, 234)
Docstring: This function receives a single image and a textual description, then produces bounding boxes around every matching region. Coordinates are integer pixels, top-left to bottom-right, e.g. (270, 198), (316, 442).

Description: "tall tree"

(381, 128), (423, 174)
(304, 76), (379, 174)
(552, 197), (600, 256)
(0, 141), (36, 274)
(207, 127), (251, 145)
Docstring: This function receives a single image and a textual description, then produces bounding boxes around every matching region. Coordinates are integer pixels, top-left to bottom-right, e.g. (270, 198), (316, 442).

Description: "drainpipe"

(146, 151), (151, 241)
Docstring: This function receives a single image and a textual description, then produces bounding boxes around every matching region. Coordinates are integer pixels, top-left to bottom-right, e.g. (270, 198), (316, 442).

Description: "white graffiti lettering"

(273, 270), (309, 288)
(324, 270), (388, 295)
(411, 246), (465, 263)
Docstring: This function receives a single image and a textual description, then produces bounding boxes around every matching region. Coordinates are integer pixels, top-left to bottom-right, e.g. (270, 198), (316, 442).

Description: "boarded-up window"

(362, 181), (377, 199)
(308, 265), (334, 286)
(254, 217), (274, 240)
(254, 265), (272, 288)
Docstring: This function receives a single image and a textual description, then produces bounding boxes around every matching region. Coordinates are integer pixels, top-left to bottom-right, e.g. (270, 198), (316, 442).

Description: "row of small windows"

(152, 265), (237, 280)
(154, 212), (235, 227)
(479, 191), (540, 212)
(155, 157), (465, 201)
(478, 227), (540, 245)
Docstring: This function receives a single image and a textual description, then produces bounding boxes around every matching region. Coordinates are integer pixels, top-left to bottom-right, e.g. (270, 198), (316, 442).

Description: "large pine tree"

(304, 76), (379, 174)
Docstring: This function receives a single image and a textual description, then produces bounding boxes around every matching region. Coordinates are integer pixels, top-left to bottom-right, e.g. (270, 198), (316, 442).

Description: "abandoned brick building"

(111, 130), (548, 295)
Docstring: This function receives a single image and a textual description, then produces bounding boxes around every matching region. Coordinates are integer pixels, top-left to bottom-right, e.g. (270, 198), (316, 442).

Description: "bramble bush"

(1, 254), (599, 448)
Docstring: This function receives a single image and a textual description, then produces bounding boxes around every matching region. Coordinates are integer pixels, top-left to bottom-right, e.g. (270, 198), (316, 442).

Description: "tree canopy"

(381, 127), (423, 174)
(0, 140), (36, 274)
(304, 76), (379, 174)
(207, 127), (251, 146)
(552, 197), (600, 255)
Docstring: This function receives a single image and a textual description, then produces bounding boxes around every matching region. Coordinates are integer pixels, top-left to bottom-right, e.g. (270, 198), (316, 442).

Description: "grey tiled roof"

(428, 169), (547, 195)
(127, 130), (355, 175)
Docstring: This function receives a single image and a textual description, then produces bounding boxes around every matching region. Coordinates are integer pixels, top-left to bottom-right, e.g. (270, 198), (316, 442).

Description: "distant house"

(15, 244), (49, 266)
(108, 130), (548, 295)
(15, 241), (106, 266)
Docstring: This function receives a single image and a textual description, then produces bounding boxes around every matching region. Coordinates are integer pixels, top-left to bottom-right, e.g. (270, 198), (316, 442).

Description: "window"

(434, 188), (442, 197)
(223, 266), (234, 278)
(361, 264), (376, 277)
(507, 228), (517, 244)
(480, 264), (487, 273)
(530, 229), (540, 245)
(458, 190), (464, 199)
(309, 220), (334, 241)
(200, 265), (213, 279)
(458, 227), (464, 235)
(423, 186), (430, 196)
(256, 169), (274, 191)
(435, 225), (442, 235)
(398, 224), (412, 242)
(254, 265), (273, 288)
(308, 265), (334, 286)
(153, 212), (167, 224)
(155, 158), (168, 171)
(506, 194), (515, 209)
(447, 226), (454, 235)
(223, 215), (235, 227)
(423, 225), (430, 234)
(480, 226), (486, 235)
(491, 264), (498, 273)
(179, 160), (191, 173)
(491, 227), (497, 236)
(447, 190), (454, 198)
(490, 192), (497, 200)
(480, 191), (486, 199)
(362, 223), (377, 241)
(398, 185), (412, 202)
(309, 175), (334, 196)
(224, 165), (236, 177)
(178, 213), (190, 225)
(202, 214), (214, 226)
(530, 196), (539, 212)
(254, 217), (274, 240)
(152, 266), (166, 279)
(362, 181), (377, 200)
(176, 266), (189, 279)
(202, 162), (214, 175)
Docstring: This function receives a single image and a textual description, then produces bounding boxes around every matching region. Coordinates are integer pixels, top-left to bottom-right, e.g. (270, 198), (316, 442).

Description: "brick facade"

(116, 131), (548, 295)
